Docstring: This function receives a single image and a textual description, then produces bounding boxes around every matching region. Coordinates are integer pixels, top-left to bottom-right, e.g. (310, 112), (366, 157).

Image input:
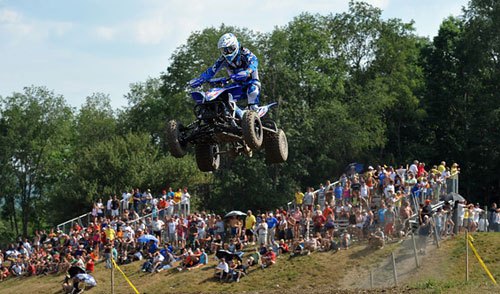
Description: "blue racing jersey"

(200, 47), (259, 83)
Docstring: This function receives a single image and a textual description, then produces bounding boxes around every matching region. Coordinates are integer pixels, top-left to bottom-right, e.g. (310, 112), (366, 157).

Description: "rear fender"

(256, 102), (278, 117)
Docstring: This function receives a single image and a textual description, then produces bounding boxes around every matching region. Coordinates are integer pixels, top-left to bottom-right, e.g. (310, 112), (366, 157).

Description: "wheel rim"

(254, 116), (262, 141)
(211, 145), (220, 167)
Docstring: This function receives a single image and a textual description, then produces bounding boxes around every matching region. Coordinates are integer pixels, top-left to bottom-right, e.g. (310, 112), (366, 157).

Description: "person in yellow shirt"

(450, 163), (460, 176)
(104, 225), (116, 243)
(295, 188), (304, 210)
(438, 161), (446, 174)
(174, 188), (182, 204)
(245, 210), (257, 244)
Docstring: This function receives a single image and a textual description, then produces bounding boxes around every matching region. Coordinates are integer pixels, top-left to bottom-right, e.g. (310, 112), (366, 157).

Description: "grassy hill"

(1, 233), (498, 293)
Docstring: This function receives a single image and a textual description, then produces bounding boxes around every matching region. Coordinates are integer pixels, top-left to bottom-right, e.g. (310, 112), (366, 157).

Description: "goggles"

(220, 45), (236, 56)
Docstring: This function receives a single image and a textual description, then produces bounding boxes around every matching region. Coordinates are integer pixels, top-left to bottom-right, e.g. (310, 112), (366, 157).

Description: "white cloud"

(132, 16), (173, 44)
(0, 8), (21, 23)
(0, 8), (33, 36)
(95, 26), (117, 41)
(0, 8), (73, 43)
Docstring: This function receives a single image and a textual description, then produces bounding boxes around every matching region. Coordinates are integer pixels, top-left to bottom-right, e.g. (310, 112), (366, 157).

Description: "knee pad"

(247, 84), (260, 105)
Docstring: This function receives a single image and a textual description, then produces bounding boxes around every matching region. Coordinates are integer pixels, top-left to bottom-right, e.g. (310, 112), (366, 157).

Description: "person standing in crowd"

(106, 195), (113, 218)
(256, 217), (268, 246)
(152, 217), (165, 244)
(316, 183), (326, 211)
(111, 195), (120, 218)
(418, 215), (432, 255)
(266, 213), (278, 246)
(174, 188), (183, 213)
(245, 210), (256, 245)
(489, 203), (500, 232)
(295, 188), (304, 210)
(303, 187), (315, 212)
(133, 188), (141, 214)
(181, 187), (191, 215)
(384, 204), (395, 238)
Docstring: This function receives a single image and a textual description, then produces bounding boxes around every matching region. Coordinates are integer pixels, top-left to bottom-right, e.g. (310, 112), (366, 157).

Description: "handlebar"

(208, 77), (230, 86)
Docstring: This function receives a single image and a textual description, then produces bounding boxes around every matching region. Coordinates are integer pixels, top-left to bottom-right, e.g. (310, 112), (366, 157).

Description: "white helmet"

(218, 33), (239, 63)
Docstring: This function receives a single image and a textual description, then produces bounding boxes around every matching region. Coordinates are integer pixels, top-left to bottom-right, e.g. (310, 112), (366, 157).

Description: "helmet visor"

(220, 45), (237, 56)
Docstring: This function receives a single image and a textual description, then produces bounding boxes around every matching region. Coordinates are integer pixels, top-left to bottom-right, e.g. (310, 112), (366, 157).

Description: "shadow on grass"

(348, 245), (377, 259)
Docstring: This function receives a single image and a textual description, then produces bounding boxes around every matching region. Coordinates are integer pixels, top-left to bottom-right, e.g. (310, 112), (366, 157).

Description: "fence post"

(370, 269), (374, 288)
(111, 261), (115, 294)
(433, 216), (440, 248)
(391, 252), (398, 287)
(465, 230), (469, 282)
(411, 232), (420, 268)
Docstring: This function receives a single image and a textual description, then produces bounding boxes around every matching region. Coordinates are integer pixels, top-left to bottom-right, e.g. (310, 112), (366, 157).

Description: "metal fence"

(56, 199), (191, 233)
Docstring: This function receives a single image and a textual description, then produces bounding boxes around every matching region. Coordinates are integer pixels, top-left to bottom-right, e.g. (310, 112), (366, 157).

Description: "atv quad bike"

(165, 77), (288, 172)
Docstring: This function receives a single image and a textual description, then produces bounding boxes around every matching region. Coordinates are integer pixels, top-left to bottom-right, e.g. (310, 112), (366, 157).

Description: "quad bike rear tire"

(165, 120), (188, 158)
(264, 128), (288, 164)
(195, 144), (221, 172)
(242, 111), (263, 150)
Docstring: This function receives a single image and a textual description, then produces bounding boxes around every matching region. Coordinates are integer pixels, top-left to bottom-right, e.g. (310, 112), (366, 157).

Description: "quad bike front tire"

(264, 129), (288, 164)
(242, 111), (263, 150)
(195, 144), (221, 172)
(165, 120), (188, 158)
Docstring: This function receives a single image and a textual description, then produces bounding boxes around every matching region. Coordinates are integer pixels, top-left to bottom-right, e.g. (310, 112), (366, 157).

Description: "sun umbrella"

(224, 210), (247, 218)
(75, 273), (97, 287)
(345, 162), (364, 174)
(68, 265), (86, 278)
(442, 192), (465, 203)
(215, 249), (242, 261)
(137, 234), (159, 243)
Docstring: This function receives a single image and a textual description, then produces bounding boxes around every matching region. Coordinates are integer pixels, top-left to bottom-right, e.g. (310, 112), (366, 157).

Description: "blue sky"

(0, 0), (468, 109)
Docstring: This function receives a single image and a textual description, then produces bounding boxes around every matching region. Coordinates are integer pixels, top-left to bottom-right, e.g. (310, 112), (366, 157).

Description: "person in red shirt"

(322, 204), (334, 219)
(86, 256), (95, 273)
(417, 162), (427, 178)
(278, 240), (289, 254)
(261, 246), (276, 268)
(312, 210), (326, 234)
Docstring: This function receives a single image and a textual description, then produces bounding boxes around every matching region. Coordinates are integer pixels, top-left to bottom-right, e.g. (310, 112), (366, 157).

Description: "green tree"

(0, 86), (74, 237)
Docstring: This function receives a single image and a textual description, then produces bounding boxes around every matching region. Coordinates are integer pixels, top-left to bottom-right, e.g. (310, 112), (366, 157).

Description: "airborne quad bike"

(165, 77), (288, 172)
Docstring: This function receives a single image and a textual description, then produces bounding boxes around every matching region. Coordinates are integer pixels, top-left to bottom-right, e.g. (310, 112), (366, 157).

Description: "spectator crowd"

(1, 160), (499, 287)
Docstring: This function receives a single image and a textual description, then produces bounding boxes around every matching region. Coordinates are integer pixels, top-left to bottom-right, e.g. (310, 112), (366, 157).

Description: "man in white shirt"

(181, 187), (191, 215)
(409, 160), (419, 175)
(106, 196), (113, 217)
(152, 217), (165, 243)
(122, 192), (130, 210)
(167, 217), (178, 243)
(152, 251), (165, 272)
(214, 258), (229, 281)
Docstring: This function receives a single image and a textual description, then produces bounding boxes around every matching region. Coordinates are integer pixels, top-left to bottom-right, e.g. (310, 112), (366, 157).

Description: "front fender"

(191, 92), (204, 104)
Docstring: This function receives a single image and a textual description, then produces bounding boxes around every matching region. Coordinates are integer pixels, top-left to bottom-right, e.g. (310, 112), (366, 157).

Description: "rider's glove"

(230, 71), (248, 82)
(189, 77), (205, 88)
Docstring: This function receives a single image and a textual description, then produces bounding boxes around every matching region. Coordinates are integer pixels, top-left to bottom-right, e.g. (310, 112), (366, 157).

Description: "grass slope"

(0, 233), (498, 293)
(405, 232), (500, 293)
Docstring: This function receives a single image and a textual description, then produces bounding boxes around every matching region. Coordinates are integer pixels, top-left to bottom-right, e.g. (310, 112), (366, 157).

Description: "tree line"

(0, 1), (499, 242)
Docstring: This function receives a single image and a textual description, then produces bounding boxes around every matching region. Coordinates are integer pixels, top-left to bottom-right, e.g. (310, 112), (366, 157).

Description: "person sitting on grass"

(318, 232), (333, 252)
(186, 248), (208, 271)
(278, 239), (289, 255)
(305, 233), (320, 252)
(341, 230), (351, 250)
(151, 250), (165, 273)
(291, 237), (309, 257)
(260, 246), (276, 269)
(214, 258), (229, 282)
(246, 247), (261, 267)
(229, 259), (246, 282)
(0, 265), (10, 281)
(369, 227), (385, 249)
(158, 246), (176, 271)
